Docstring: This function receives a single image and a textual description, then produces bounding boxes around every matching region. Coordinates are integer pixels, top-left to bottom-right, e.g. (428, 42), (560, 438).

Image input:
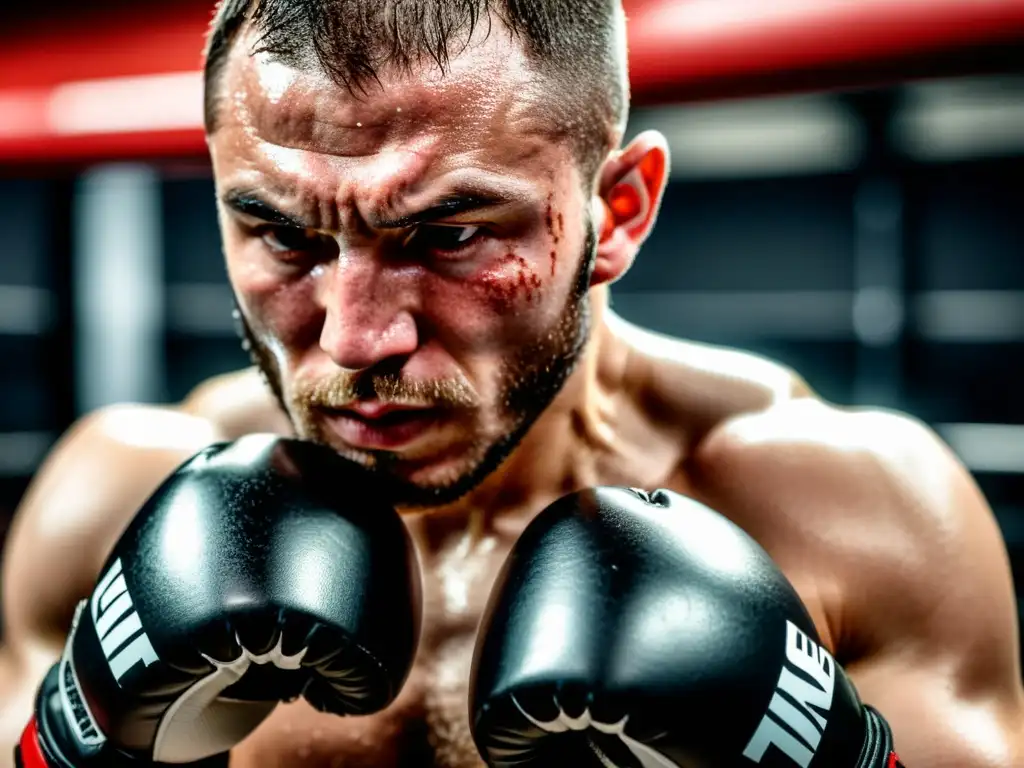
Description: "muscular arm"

(0, 405), (221, 766)
(691, 401), (1024, 767)
(837, 419), (1024, 767)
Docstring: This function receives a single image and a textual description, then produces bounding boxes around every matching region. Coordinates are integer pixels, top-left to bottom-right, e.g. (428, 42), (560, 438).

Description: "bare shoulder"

(179, 367), (292, 440)
(1, 403), (224, 652)
(689, 399), (964, 549)
(690, 399), (1023, 705)
(1, 367), (288, 651)
(613, 316), (813, 440)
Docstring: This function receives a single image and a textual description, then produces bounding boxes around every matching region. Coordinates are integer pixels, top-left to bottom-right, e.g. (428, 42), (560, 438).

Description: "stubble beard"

(235, 223), (597, 508)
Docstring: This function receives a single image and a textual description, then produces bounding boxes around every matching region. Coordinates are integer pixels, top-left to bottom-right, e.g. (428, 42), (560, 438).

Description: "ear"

(590, 130), (670, 287)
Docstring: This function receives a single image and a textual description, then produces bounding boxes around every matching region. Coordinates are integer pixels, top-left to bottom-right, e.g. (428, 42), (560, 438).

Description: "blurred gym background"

(2, 0), (1024, 651)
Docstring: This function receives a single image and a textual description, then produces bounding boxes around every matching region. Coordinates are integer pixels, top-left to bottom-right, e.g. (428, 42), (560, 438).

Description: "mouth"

(320, 403), (444, 450)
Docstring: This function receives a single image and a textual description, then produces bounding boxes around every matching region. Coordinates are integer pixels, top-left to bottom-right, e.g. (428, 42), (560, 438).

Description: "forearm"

(0, 644), (61, 768)
(0, 652), (33, 768)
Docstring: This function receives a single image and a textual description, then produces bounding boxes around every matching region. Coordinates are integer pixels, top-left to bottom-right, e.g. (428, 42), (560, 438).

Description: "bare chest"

(229, 532), (507, 768)
(227, 631), (484, 768)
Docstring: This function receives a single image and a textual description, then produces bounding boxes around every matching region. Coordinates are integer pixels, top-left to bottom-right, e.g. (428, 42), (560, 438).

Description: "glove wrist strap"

(858, 705), (905, 768)
(20, 664), (230, 768)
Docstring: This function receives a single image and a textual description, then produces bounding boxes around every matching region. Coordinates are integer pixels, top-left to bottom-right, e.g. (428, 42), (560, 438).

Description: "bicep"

(694, 406), (1024, 765)
(842, 431), (1024, 767)
(2, 404), (219, 650)
(0, 405), (218, 763)
(847, 652), (1023, 768)
(0, 421), (106, 755)
(1, 446), (104, 653)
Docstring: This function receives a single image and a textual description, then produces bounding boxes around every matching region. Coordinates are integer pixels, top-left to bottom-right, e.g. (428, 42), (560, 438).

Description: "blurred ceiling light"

(913, 290), (1024, 342)
(0, 285), (54, 335)
(166, 283), (238, 336)
(852, 286), (904, 347)
(74, 165), (165, 412)
(609, 290), (856, 339)
(0, 90), (47, 138)
(0, 432), (53, 478)
(658, 0), (859, 31)
(893, 75), (1024, 161)
(627, 96), (863, 179)
(609, 289), (1024, 344)
(937, 423), (1024, 475)
(48, 71), (203, 136)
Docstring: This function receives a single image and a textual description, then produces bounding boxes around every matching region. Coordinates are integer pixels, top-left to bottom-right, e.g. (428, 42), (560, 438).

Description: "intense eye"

(408, 225), (482, 253)
(260, 226), (336, 257)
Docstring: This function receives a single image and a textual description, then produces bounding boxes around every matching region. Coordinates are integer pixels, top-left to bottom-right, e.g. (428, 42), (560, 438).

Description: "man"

(1, 0), (1022, 765)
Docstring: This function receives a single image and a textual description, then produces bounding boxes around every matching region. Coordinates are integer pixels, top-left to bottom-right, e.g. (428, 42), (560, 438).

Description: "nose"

(319, 251), (419, 372)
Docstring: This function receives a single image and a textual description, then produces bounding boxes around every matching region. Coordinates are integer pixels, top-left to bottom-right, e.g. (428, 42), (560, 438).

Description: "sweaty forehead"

(217, 23), (558, 163)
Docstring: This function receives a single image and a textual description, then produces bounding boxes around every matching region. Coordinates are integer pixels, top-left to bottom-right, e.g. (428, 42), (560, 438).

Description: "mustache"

(295, 371), (477, 410)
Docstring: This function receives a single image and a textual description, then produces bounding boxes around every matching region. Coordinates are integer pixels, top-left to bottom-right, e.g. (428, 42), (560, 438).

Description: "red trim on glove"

(888, 752), (903, 768)
(18, 718), (49, 768)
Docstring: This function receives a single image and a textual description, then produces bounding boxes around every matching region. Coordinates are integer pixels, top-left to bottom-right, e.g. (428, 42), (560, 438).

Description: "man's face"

(209, 24), (600, 507)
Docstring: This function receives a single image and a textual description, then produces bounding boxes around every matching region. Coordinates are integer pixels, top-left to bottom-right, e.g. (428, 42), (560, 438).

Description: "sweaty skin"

(3, 16), (1024, 768)
(1, 348), (1022, 768)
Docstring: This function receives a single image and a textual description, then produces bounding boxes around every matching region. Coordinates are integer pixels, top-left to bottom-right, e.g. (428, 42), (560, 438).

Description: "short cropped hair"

(203, 0), (630, 182)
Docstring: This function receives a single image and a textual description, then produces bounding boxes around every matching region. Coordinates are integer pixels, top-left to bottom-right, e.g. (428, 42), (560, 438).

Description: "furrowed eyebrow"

(222, 188), (513, 232)
(371, 193), (508, 230)
(221, 191), (309, 229)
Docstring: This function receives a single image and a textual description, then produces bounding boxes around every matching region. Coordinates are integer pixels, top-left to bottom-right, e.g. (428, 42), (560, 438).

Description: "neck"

(403, 286), (633, 549)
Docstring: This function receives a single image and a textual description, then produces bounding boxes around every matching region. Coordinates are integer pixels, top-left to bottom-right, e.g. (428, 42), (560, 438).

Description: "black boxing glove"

(16, 435), (421, 767)
(470, 487), (904, 768)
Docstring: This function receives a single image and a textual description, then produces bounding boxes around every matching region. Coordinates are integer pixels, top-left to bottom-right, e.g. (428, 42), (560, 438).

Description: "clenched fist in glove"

(17, 435), (422, 767)
(470, 487), (904, 768)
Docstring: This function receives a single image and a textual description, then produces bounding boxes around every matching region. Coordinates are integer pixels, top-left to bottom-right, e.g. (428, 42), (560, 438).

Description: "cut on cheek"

(543, 196), (567, 276)
(472, 250), (544, 312)
(544, 195), (567, 244)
